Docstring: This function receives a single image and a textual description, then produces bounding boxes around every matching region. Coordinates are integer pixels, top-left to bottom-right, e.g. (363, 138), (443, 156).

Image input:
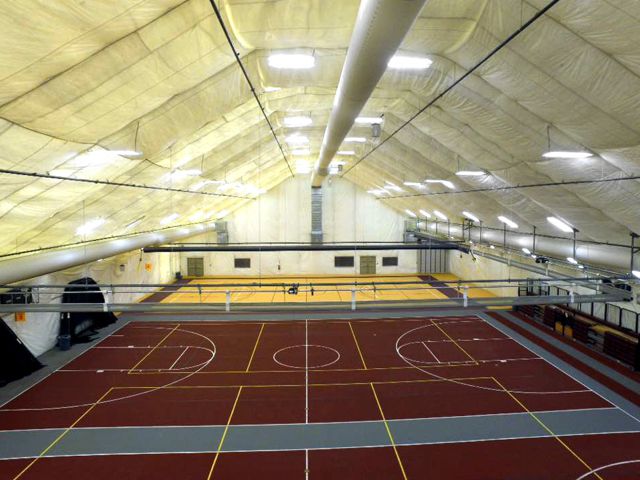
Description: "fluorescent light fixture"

(216, 210), (229, 219)
(264, 86), (281, 92)
(355, 117), (383, 125)
(425, 179), (454, 189)
(285, 134), (309, 146)
(284, 116), (312, 127)
(462, 211), (479, 222)
(542, 151), (592, 159)
(168, 169), (201, 181)
(110, 150), (142, 157)
(160, 213), (179, 225)
(403, 181), (425, 189)
(76, 218), (105, 236)
(329, 165), (339, 175)
(189, 211), (204, 222)
(547, 216), (574, 233)
(522, 248), (531, 255)
(268, 53), (315, 69)
(368, 188), (389, 196)
(345, 137), (366, 143)
(124, 217), (144, 230)
(404, 209), (417, 218)
(632, 270), (640, 279)
(384, 181), (403, 192)
(567, 257), (578, 265)
(419, 209), (431, 218)
(489, 245), (495, 249)
(433, 210), (448, 221)
(292, 148), (311, 156)
(388, 55), (432, 70)
(337, 150), (355, 155)
(456, 170), (485, 177)
(497, 216), (518, 229)
(578, 265), (585, 269)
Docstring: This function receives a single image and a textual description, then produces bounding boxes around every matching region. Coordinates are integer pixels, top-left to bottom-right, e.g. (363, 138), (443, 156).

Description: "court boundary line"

(348, 321), (368, 370)
(370, 383), (408, 480)
(245, 323), (265, 372)
(491, 376), (602, 480)
(205, 386), (243, 480)
(128, 324), (179, 374)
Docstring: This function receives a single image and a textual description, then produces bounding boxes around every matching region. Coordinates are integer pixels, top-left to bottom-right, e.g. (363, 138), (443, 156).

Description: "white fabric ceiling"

(0, 0), (639, 255)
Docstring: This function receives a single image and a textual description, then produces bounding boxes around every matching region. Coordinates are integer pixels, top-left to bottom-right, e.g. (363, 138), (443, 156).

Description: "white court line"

(421, 342), (440, 363)
(305, 448), (309, 480)
(479, 313), (640, 423)
(575, 459), (640, 479)
(169, 347), (189, 370)
(305, 319), (309, 425)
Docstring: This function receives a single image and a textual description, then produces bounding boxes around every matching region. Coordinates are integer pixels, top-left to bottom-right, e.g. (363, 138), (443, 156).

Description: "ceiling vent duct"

(311, 188), (323, 244)
(311, 0), (428, 188)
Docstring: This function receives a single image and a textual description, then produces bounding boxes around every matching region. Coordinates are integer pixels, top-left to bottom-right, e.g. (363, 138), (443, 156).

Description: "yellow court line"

(128, 323), (180, 374)
(206, 386), (243, 480)
(245, 323), (265, 372)
(348, 321), (368, 370)
(370, 383), (408, 480)
(111, 376), (494, 391)
(430, 319), (477, 364)
(490, 377), (602, 480)
(13, 387), (114, 480)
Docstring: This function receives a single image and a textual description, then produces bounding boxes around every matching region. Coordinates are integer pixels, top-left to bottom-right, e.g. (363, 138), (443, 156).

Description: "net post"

(225, 290), (231, 312)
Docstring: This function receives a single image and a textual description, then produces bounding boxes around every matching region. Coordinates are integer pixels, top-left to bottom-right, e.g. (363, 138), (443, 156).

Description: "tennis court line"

(349, 321), (368, 369)
(12, 387), (114, 480)
(491, 377), (602, 480)
(370, 383), (408, 480)
(245, 323), (265, 372)
(205, 386), (243, 480)
(430, 319), (477, 364)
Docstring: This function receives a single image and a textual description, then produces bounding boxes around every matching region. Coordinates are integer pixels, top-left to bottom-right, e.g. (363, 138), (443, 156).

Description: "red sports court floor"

(1, 315), (639, 479)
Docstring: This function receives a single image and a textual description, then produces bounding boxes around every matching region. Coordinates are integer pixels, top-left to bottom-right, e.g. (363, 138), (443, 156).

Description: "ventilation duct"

(310, 0), (428, 187)
(0, 224), (216, 285)
(311, 188), (323, 243)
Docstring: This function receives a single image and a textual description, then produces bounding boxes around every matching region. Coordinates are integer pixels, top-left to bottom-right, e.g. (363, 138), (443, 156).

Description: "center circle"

(273, 344), (341, 369)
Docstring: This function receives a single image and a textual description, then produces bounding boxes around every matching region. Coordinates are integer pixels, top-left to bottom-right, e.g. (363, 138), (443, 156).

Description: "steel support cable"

(377, 174), (640, 199)
(341, 0), (561, 177)
(0, 168), (250, 199)
(207, 0), (294, 177)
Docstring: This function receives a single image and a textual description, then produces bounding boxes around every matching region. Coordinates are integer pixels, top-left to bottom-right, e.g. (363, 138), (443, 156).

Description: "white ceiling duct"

(0, 224), (216, 285)
(311, 0), (428, 188)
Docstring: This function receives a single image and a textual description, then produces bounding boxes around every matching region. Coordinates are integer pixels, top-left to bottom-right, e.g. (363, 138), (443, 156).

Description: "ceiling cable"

(0, 168), (250, 199)
(342, 0), (561, 177)
(208, 0), (294, 177)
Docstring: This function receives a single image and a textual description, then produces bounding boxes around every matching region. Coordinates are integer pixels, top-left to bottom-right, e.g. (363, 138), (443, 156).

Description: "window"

(334, 256), (354, 268)
(382, 256), (398, 267)
(234, 258), (251, 269)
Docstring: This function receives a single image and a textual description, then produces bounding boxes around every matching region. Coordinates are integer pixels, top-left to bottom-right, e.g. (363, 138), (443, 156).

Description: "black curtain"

(0, 317), (43, 386)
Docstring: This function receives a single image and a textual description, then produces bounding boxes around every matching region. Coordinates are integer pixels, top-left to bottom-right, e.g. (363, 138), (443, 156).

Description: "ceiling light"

(419, 209), (431, 218)
(578, 265), (585, 269)
(489, 245), (495, 249)
(124, 217), (144, 230)
(329, 165), (340, 175)
(268, 53), (315, 69)
(292, 148), (311, 156)
(425, 179), (454, 189)
(345, 137), (366, 143)
(632, 270), (640, 279)
(405, 209), (417, 218)
(434, 210), (448, 221)
(76, 218), (105, 236)
(160, 213), (179, 225)
(284, 116), (312, 127)
(547, 216), (574, 233)
(497, 216), (518, 229)
(462, 211), (479, 222)
(110, 150), (142, 157)
(367, 189), (386, 196)
(264, 86), (281, 92)
(216, 210), (229, 219)
(456, 170), (485, 177)
(285, 134), (309, 146)
(567, 257), (578, 265)
(337, 150), (355, 155)
(355, 117), (383, 125)
(189, 211), (204, 222)
(522, 248), (531, 255)
(384, 182), (403, 192)
(388, 55), (432, 70)
(542, 151), (592, 159)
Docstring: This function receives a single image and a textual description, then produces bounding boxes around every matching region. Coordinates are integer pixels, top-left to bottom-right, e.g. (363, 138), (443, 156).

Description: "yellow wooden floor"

(159, 274), (498, 304)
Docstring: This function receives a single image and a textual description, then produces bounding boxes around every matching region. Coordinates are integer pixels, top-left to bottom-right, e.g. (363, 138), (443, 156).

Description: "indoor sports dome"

(1, 1), (639, 479)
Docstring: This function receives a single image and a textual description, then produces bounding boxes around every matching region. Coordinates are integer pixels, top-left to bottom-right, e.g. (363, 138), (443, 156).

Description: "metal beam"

(143, 242), (464, 253)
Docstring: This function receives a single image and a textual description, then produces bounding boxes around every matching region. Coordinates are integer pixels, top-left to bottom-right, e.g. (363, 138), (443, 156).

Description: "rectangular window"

(234, 258), (251, 269)
(334, 256), (355, 268)
(382, 256), (399, 267)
